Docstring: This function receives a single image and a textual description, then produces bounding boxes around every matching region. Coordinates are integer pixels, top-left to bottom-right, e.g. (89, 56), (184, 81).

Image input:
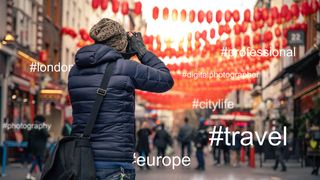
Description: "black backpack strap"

(82, 61), (116, 138)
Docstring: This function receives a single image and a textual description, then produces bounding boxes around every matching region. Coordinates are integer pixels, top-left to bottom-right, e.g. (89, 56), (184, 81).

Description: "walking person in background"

(273, 127), (287, 172)
(154, 123), (172, 167)
(178, 117), (194, 158)
(213, 121), (223, 166)
(230, 127), (242, 167)
(136, 122), (152, 170)
(194, 117), (209, 171)
(222, 125), (231, 166)
(26, 115), (50, 180)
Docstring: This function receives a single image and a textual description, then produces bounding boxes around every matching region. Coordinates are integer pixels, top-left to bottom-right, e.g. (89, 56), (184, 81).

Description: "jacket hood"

(75, 44), (123, 68)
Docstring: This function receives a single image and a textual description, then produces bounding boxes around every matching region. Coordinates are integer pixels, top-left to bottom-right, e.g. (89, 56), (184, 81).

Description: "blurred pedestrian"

(178, 117), (194, 158)
(194, 117), (209, 171)
(273, 127), (287, 172)
(26, 115), (50, 180)
(307, 123), (320, 176)
(67, 18), (173, 179)
(222, 125), (231, 165)
(213, 122), (226, 166)
(136, 122), (152, 170)
(230, 127), (241, 167)
(154, 123), (172, 166)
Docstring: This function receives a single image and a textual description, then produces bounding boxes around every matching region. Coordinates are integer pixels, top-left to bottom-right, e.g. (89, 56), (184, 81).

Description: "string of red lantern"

(91, 0), (142, 15)
(152, 1), (319, 22)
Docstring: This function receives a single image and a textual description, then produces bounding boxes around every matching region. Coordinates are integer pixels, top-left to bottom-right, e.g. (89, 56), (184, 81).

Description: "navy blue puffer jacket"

(68, 44), (174, 163)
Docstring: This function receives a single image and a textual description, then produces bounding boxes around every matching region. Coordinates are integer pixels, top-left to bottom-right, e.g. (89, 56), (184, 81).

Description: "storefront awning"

(210, 114), (253, 121)
(264, 43), (320, 89)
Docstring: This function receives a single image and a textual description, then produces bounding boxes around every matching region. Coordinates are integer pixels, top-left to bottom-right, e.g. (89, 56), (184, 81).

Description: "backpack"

(40, 61), (116, 180)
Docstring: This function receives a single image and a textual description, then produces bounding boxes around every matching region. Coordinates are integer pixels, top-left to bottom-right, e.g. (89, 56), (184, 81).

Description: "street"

(1, 159), (319, 180)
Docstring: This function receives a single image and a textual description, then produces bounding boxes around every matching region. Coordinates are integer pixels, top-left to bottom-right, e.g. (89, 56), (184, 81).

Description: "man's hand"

(128, 32), (147, 59)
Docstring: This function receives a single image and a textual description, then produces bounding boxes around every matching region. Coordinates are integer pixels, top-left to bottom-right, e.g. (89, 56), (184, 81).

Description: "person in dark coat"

(154, 123), (172, 158)
(136, 122), (151, 170)
(230, 127), (241, 167)
(26, 115), (49, 180)
(68, 18), (174, 180)
(273, 127), (287, 172)
(194, 117), (209, 171)
(178, 117), (194, 158)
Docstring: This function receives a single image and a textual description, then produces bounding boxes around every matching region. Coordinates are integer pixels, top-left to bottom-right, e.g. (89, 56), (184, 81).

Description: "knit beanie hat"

(89, 18), (128, 52)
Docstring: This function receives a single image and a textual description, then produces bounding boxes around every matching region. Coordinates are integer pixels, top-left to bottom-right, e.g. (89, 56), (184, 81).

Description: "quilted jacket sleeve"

(130, 51), (174, 93)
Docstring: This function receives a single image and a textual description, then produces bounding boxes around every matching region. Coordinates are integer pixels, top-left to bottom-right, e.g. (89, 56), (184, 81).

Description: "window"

(53, 49), (59, 81)
(65, 48), (69, 65)
(45, 0), (51, 17)
(54, 0), (61, 25)
(66, 11), (69, 26)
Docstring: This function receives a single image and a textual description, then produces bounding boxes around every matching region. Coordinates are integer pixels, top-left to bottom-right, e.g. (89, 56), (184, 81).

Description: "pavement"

(1, 158), (319, 180)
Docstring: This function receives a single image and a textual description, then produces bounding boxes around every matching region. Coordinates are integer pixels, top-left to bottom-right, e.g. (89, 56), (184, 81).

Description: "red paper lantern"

(225, 10), (232, 22)
(267, 17), (274, 27)
(210, 28), (215, 39)
(172, 9), (178, 21)
(101, 0), (108, 11)
(181, 9), (187, 22)
(254, 8), (262, 21)
(271, 6), (279, 20)
(244, 35), (250, 46)
(234, 23), (241, 35)
(253, 33), (261, 45)
(198, 10), (205, 23)
(152, 7), (159, 20)
(291, 3), (300, 18)
(216, 39), (222, 49)
(233, 10), (240, 22)
(201, 30), (207, 40)
(281, 5), (289, 19)
(275, 27), (281, 37)
(163, 7), (169, 20)
(225, 38), (232, 48)
(251, 21), (258, 31)
(301, 1), (311, 16)
(195, 31), (201, 41)
(282, 38), (287, 48)
(235, 36), (242, 49)
(225, 24), (231, 34)
(134, 1), (142, 15)
(216, 10), (222, 23)
(263, 31), (273, 42)
(300, 22), (308, 32)
(285, 11), (292, 21)
(112, 0), (119, 13)
(261, 8), (269, 21)
(218, 25), (224, 36)
(92, 0), (100, 10)
(39, 50), (48, 63)
(310, 0), (319, 14)
(264, 42), (271, 50)
(241, 22), (248, 33)
(258, 20), (264, 29)
(276, 18), (282, 25)
(189, 10), (196, 23)
(121, 1), (129, 15)
(206, 11), (213, 23)
(244, 9), (251, 22)
(274, 40), (280, 49)
(283, 27), (289, 37)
